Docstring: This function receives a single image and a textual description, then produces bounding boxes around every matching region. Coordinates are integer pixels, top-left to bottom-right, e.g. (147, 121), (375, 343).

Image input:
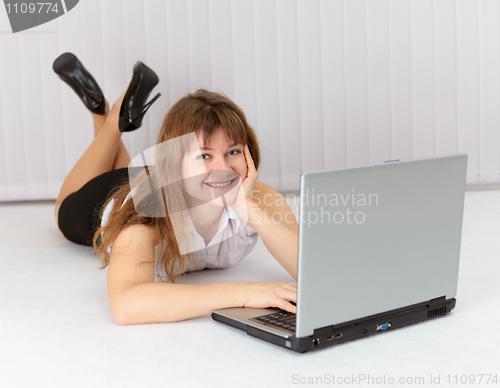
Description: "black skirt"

(57, 168), (130, 246)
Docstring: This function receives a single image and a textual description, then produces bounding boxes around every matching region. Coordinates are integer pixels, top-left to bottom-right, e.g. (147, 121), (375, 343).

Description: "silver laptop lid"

(296, 154), (467, 338)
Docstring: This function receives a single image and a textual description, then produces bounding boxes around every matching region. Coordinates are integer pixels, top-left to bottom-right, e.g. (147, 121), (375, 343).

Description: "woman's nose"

(209, 156), (231, 171)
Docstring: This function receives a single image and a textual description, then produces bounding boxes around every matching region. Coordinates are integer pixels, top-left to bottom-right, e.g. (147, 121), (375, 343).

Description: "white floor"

(0, 191), (499, 388)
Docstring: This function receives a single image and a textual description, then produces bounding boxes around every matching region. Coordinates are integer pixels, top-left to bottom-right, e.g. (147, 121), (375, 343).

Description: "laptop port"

(376, 322), (392, 331)
(326, 333), (341, 341)
(312, 338), (320, 347)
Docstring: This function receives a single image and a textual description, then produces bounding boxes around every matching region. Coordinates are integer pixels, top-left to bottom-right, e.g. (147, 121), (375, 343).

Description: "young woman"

(53, 53), (299, 325)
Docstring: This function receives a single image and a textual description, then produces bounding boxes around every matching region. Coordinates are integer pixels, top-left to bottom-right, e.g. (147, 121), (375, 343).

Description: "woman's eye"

(228, 150), (241, 156)
(197, 154), (209, 160)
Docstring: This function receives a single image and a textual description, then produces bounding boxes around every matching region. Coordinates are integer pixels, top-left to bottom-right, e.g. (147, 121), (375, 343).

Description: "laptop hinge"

(311, 296), (449, 337)
(313, 325), (334, 337)
(312, 296), (449, 336)
(429, 296), (446, 307)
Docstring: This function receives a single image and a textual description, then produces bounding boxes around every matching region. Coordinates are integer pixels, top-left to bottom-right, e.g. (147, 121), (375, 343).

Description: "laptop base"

(212, 296), (456, 353)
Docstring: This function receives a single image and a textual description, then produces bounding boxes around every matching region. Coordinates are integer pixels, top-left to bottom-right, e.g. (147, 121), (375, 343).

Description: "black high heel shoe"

(119, 62), (161, 132)
(53, 52), (106, 115)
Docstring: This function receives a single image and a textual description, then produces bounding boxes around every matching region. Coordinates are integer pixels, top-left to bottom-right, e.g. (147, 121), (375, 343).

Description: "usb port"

(376, 322), (392, 331)
(326, 333), (342, 341)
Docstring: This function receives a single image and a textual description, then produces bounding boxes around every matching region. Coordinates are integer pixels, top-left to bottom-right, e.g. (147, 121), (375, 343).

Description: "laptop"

(212, 154), (467, 353)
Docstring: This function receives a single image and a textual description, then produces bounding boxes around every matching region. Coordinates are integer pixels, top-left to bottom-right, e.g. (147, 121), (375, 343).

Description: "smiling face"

(180, 128), (247, 208)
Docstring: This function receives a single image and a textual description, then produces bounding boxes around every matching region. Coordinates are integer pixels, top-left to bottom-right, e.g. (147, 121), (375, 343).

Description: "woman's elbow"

(109, 295), (163, 325)
(113, 311), (132, 326)
(111, 304), (134, 326)
(109, 294), (138, 326)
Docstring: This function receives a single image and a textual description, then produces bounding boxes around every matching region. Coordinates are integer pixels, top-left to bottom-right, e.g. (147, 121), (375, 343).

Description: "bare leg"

(112, 141), (132, 170)
(93, 100), (131, 170)
(92, 101), (109, 137)
(54, 91), (129, 227)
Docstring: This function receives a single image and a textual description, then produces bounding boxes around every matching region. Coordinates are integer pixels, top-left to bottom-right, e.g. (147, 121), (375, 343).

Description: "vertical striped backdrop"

(0, 0), (499, 200)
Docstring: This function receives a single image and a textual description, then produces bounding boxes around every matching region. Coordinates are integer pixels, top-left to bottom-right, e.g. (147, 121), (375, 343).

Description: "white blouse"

(101, 195), (259, 280)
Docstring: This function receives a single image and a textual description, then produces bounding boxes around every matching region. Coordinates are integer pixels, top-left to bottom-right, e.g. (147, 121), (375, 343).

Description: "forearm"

(112, 281), (244, 325)
(246, 201), (299, 280)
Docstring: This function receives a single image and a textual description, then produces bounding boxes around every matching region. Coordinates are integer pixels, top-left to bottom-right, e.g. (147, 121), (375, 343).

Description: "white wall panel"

(434, 0), (458, 157)
(478, 0), (500, 183)
(144, 0), (169, 147)
(210, 0), (234, 96)
(1, 36), (28, 199)
(320, 0), (347, 170)
(456, 0), (480, 184)
(231, 0), (258, 132)
(343, 0), (370, 167)
(253, 0), (281, 188)
(188, 0), (212, 94)
(20, 34), (49, 198)
(366, 0), (392, 164)
(276, 0), (301, 190)
(1, 0), (500, 201)
(166, 0), (191, 103)
(411, 0), (436, 159)
(389, 0), (413, 161)
(297, 0), (324, 174)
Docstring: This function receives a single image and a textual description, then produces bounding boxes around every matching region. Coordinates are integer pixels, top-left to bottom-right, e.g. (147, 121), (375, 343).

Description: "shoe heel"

(136, 92), (161, 121)
(120, 92), (161, 132)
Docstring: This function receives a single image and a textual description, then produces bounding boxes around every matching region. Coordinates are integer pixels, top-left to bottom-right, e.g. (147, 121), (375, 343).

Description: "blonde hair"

(93, 89), (260, 282)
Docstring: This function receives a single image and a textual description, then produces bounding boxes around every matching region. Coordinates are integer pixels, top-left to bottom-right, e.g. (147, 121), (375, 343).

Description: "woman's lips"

(203, 177), (237, 189)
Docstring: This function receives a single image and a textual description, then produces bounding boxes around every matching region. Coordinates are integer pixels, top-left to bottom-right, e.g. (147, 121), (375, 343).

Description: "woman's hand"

(239, 281), (297, 314)
(240, 144), (258, 201)
(230, 144), (258, 221)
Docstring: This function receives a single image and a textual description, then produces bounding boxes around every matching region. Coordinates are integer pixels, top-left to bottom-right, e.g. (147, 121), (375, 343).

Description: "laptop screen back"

(295, 154), (467, 337)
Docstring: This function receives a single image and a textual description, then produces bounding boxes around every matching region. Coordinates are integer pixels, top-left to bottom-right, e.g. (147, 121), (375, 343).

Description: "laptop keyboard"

(252, 310), (296, 332)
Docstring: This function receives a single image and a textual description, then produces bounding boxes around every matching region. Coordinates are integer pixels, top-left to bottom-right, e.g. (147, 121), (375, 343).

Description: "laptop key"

(252, 309), (297, 332)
